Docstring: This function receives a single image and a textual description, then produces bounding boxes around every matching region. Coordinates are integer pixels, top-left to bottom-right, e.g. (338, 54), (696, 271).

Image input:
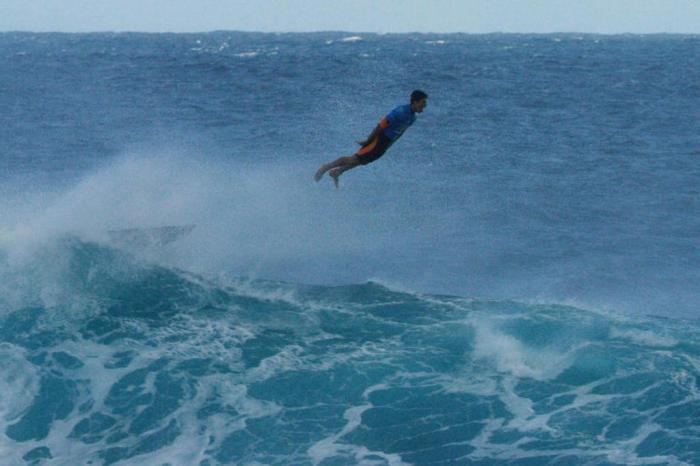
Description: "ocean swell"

(0, 238), (698, 465)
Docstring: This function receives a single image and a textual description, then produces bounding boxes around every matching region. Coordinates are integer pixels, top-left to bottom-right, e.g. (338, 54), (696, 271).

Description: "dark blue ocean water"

(1, 32), (699, 465)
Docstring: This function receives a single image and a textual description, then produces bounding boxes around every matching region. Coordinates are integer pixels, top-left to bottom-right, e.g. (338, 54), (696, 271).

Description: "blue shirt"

(381, 104), (416, 141)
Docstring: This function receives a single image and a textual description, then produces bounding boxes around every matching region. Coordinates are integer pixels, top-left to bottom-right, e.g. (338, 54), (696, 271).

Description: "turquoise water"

(1, 238), (699, 465)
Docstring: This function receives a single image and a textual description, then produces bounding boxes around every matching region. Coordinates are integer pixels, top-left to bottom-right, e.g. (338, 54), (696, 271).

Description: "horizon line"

(2, 29), (700, 36)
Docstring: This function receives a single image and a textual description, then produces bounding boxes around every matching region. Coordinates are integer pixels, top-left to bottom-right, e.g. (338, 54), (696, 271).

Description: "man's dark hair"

(411, 90), (428, 103)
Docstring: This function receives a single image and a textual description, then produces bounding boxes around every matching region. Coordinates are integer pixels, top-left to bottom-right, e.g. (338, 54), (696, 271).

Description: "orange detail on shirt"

(379, 117), (389, 129)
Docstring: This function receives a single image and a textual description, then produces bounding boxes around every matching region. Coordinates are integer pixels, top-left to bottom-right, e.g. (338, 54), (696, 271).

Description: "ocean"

(0, 32), (699, 465)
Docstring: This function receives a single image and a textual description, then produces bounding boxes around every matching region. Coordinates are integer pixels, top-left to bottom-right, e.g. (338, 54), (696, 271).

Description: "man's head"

(410, 90), (428, 113)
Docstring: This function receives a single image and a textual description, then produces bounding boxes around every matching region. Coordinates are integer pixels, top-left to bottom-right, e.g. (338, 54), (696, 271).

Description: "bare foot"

(314, 164), (331, 182)
(329, 168), (341, 188)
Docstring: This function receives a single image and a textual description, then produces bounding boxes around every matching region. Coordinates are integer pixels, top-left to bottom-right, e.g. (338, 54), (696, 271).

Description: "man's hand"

(358, 124), (382, 148)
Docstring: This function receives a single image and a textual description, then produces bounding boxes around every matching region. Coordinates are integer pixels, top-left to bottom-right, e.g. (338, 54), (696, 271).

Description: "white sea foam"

(469, 317), (575, 380)
(308, 384), (409, 466)
(236, 51), (259, 57)
(0, 344), (39, 423)
(610, 327), (679, 347)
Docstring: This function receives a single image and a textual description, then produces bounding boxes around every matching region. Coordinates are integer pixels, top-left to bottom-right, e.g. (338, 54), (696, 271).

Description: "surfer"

(314, 90), (428, 187)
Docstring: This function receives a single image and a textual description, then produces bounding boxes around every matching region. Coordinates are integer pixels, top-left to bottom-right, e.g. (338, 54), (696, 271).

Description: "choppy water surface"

(1, 32), (699, 465)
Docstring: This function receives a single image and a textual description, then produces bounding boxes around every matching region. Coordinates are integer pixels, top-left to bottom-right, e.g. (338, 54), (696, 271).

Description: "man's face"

(413, 98), (428, 113)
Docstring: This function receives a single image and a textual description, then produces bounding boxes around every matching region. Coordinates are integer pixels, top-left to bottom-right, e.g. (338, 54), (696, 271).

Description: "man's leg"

(314, 155), (357, 181)
(328, 156), (361, 188)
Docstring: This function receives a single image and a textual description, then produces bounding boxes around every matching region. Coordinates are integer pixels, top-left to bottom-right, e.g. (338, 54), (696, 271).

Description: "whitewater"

(1, 32), (699, 465)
